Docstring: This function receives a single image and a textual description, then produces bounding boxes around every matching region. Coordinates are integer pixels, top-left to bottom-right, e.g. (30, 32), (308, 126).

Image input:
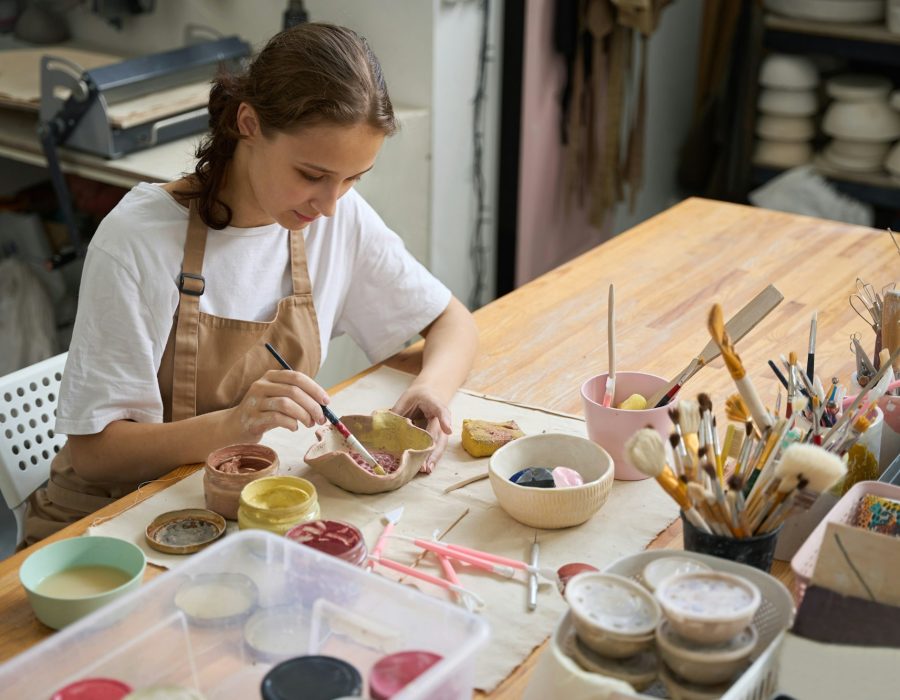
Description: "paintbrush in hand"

(264, 342), (386, 475)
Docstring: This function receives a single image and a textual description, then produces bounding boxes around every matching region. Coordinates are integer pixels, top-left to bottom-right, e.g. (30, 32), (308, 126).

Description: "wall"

(516, 0), (703, 286)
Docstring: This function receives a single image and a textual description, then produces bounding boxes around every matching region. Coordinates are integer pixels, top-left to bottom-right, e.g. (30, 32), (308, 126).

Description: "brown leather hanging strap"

(288, 227), (312, 296)
(170, 202), (208, 421)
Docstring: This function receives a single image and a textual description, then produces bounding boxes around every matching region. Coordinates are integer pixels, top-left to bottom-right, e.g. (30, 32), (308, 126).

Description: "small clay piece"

(510, 467), (555, 488)
(304, 410), (434, 495)
(461, 419), (525, 457)
(617, 393), (648, 410)
(551, 466), (584, 487)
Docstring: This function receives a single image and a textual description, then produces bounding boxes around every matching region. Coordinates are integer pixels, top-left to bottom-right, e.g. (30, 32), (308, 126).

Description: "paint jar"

(284, 520), (367, 567)
(369, 651), (443, 700)
(51, 679), (132, 700)
(238, 476), (320, 535)
(681, 511), (781, 573)
(260, 656), (362, 700)
(204, 444), (279, 520)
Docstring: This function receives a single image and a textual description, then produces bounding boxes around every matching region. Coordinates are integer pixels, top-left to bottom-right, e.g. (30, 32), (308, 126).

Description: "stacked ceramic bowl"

(754, 53), (820, 169)
(886, 91), (900, 182)
(820, 73), (900, 174)
(654, 570), (762, 699)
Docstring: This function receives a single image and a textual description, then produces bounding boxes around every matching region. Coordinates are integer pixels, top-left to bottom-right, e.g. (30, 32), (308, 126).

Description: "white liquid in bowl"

(36, 566), (132, 598)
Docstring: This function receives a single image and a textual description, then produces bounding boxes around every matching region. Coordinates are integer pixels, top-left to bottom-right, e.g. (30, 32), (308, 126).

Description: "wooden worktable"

(0, 198), (894, 695)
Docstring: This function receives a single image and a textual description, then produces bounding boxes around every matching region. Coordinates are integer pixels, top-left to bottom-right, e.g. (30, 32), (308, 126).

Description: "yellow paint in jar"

(238, 475), (320, 535)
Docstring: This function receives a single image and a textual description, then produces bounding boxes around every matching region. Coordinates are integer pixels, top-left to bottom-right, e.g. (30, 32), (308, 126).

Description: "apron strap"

(171, 202), (208, 421)
(289, 228), (312, 296)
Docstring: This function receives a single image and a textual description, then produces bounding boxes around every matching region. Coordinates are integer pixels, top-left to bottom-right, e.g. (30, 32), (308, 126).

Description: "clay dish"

(758, 53), (818, 90)
(752, 139), (812, 168)
(823, 100), (900, 141)
(757, 88), (818, 116)
(145, 508), (226, 555)
(826, 74), (892, 102)
(304, 409), (434, 494)
(755, 114), (815, 141)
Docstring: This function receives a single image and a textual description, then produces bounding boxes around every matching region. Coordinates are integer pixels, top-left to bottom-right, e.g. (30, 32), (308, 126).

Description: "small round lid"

(123, 687), (207, 700)
(174, 573), (258, 626)
(261, 656), (362, 700)
(285, 520), (366, 563)
(565, 572), (660, 636)
(52, 678), (132, 700)
(369, 650), (443, 699)
(656, 571), (761, 622)
(243, 604), (310, 662)
(641, 556), (711, 592)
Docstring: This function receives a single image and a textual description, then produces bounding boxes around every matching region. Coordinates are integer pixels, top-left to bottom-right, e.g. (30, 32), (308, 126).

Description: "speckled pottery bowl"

(304, 410), (434, 494)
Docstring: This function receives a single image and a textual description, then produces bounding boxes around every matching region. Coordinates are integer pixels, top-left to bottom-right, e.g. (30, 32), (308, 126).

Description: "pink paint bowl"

(581, 371), (671, 480)
(285, 520), (368, 567)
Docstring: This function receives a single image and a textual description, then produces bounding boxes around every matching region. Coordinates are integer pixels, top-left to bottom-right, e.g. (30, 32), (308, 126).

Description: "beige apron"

(23, 204), (321, 545)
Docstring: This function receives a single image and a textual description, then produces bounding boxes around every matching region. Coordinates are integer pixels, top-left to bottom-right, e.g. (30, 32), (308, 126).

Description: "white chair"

(0, 352), (68, 546)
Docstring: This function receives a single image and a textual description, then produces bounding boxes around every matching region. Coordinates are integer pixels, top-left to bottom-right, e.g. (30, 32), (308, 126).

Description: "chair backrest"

(0, 353), (68, 511)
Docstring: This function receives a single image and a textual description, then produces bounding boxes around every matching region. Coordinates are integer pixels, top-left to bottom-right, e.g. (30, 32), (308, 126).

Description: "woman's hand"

(227, 369), (329, 442)
(392, 385), (453, 473)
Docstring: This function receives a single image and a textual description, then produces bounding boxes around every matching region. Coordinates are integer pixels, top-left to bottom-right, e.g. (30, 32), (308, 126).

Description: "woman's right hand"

(226, 369), (330, 442)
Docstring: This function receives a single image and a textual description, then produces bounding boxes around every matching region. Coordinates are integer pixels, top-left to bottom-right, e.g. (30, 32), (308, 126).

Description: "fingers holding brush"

(229, 369), (329, 439)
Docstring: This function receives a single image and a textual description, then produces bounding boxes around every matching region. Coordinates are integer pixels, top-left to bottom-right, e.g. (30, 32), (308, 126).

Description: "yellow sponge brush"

(461, 419), (525, 457)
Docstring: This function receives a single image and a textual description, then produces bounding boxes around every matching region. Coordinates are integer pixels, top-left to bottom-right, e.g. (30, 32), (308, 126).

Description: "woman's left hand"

(392, 385), (452, 473)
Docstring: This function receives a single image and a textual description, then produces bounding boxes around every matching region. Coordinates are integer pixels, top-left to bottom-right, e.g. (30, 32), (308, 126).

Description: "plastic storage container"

(790, 479), (900, 604)
(0, 530), (489, 700)
(522, 550), (794, 700)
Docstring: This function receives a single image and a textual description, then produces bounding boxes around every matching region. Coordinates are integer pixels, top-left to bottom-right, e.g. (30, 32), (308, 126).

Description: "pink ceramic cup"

(581, 371), (671, 481)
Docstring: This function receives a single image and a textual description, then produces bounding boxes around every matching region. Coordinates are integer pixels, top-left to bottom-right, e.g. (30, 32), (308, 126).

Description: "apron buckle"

(178, 271), (206, 296)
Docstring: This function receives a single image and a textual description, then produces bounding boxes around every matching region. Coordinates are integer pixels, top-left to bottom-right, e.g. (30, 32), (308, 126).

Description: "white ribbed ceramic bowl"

(887, 142), (900, 176)
(757, 88), (818, 116)
(752, 139), (812, 168)
(823, 100), (900, 141)
(488, 433), (613, 529)
(758, 53), (819, 89)
(826, 74), (892, 102)
(755, 114), (815, 141)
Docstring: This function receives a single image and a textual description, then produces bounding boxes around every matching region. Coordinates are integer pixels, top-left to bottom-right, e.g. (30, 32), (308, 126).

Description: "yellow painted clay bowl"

(304, 410), (434, 494)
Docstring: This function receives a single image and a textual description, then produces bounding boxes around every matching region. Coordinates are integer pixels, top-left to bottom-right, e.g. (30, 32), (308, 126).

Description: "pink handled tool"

(366, 506), (404, 571)
(602, 283), (616, 407)
(368, 555), (484, 609)
(406, 538), (517, 578)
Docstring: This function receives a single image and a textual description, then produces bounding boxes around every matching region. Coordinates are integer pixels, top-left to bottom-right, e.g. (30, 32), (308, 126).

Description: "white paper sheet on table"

(89, 366), (679, 691)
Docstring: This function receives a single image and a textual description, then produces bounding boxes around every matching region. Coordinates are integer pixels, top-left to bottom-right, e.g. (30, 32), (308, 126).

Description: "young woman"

(24, 23), (478, 544)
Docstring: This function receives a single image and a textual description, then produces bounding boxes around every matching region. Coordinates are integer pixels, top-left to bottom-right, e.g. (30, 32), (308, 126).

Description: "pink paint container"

(285, 519), (367, 567)
(51, 678), (132, 700)
(581, 371), (671, 480)
(369, 650), (443, 700)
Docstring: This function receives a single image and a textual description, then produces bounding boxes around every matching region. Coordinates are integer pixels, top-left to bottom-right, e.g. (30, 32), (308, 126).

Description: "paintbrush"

(648, 285), (784, 407)
(528, 534), (540, 612)
(676, 400), (701, 478)
(625, 428), (712, 533)
(602, 283), (616, 407)
(265, 342), (386, 475)
(807, 311), (817, 383)
(707, 303), (773, 433)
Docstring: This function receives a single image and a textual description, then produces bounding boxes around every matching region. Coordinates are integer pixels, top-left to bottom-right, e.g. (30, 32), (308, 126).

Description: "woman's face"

(237, 104), (384, 229)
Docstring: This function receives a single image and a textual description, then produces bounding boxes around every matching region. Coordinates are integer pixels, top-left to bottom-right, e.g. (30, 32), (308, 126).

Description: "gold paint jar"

(237, 476), (320, 535)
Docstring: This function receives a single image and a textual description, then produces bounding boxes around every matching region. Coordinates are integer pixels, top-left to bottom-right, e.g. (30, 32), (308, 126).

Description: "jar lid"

(52, 678), (132, 700)
(174, 573), (258, 626)
(285, 520), (365, 563)
(565, 572), (660, 637)
(243, 604), (310, 663)
(641, 556), (711, 592)
(260, 656), (361, 700)
(369, 650), (443, 699)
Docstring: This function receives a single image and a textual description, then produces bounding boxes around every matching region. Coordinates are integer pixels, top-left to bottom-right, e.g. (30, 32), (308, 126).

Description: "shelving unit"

(749, 12), (900, 219)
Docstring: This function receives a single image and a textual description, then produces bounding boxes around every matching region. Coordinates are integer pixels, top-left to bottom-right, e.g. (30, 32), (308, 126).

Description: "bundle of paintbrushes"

(623, 302), (900, 540)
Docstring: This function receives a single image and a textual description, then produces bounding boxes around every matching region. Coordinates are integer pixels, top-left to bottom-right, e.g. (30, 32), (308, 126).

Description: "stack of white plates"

(754, 54), (820, 168)
(764, 0), (885, 24)
(820, 73), (900, 173)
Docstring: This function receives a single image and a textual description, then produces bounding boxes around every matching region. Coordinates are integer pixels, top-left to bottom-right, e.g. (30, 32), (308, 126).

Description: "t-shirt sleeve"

(55, 246), (170, 435)
(334, 199), (451, 364)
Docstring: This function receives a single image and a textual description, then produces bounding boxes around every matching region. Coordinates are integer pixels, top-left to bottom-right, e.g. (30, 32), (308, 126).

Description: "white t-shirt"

(56, 183), (450, 436)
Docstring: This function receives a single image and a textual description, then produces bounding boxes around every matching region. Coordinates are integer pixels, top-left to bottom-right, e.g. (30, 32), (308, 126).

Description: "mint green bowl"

(19, 536), (146, 629)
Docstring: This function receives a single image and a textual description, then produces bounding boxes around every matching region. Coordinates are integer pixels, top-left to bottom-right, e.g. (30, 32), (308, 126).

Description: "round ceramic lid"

(174, 573), (258, 625)
(52, 679), (132, 700)
(243, 605), (310, 662)
(657, 572), (760, 620)
(827, 74), (892, 102)
(565, 573), (659, 636)
(261, 656), (362, 700)
(641, 556), (711, 592)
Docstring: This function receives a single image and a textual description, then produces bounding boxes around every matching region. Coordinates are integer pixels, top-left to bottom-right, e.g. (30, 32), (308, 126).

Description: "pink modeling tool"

(395, 537), (558, 582)
(602, 283), (616, 407)
(368, 555), (484, 610)
(366, 506), (404, 571)
(265, 342), (385, 475)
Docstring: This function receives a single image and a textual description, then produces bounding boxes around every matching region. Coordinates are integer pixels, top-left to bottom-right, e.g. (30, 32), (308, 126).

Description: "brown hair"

(184, 23), (397, 229)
